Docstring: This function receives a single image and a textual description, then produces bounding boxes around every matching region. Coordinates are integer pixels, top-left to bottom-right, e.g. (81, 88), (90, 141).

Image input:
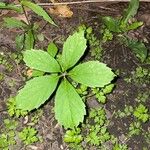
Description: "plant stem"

(19, 0), (30, 25)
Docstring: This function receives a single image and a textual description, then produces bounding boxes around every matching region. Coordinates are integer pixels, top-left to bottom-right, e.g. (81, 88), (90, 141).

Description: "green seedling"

(7, 97), (28, 117)
(119, 35), (147, 62)
(68, 143), (83, 150)
(113, 143), (128, 150)
(102, 0), (141, 33)
(128, 121), (142, 137)
(85, 107), (110, 146)
(64, 128), (83, 144)
(135, 92), (149, 103)
(0, 73), (4, 81)
(144, 128), (150, 145)
(102, 0), (148, 62)
(133, 104), (149, 123)
(16, 30), (116, 129)
(0, 119), (18, 149)
(125, 66), (150, 84)
(19, 126), (39, 145)
(78, 25), (103, 60)
(115, 105), (133, 118)
(101, 28), (113, 43)
(92, 83), (115, 104)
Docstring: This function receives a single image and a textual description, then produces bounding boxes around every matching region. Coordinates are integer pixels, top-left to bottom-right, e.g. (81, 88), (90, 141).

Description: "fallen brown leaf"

(49, 5), (73, 18)
(13, 14), (29, 24)
(26, 69), (33, 77)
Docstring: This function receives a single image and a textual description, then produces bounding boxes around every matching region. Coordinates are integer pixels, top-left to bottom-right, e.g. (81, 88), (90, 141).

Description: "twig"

(15, 0), (150, 7)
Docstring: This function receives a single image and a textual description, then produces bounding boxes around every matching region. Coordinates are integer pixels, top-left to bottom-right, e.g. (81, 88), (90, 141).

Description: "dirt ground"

(0, 1), (150, 150)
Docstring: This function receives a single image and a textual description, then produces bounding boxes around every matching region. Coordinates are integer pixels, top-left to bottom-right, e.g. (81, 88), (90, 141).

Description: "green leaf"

(23, 49), (61, 72)
(32, 70), (44, 77)
(127, 39), (147, 62)
(21, 0), (56, 26)
(24, 29), (34, 50)
(47, 42), (58, 57)
(60, 30), (87, 71)
(0, 2), (5, 7)
(69, 61), (115, 88)
(0, 2), (22, 12)
(15, 34), (24, 50)
(3, 17), (27, 29)
(102, 16), (121, 33)
(126, 21), (143, 31)
(122, 0), (139, 24)
(16, 75), (59, 111)
(55, 79), (86, 129)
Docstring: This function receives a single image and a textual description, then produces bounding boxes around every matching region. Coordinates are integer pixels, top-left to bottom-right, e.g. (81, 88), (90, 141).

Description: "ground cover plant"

(101, 0), (148, 62)
(15, 30), (115, 129)
(0, 0), (150, 149)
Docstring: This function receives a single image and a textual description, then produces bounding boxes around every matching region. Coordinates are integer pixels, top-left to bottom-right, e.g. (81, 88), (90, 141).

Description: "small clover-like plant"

(16, 30), (115, 129)
(7, 97), (28, 117)
(133, 104), (149, 123)
(18, 127), (39, 145)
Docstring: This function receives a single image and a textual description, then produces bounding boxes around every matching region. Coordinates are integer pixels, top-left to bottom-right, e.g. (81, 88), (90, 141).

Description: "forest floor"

(0, 1), (150, 150)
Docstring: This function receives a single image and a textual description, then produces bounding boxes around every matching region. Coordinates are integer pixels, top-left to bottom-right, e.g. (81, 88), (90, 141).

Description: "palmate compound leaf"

(55, 79), (86, 129)
(60, 30), (87, 71)
(23, 49), (61, 73)
(16, 75), (59, 111)
(69, 61), (116, 88)
(21, 0), (56, 26)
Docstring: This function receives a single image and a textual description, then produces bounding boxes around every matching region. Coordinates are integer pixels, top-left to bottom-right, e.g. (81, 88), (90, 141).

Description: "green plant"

(92, 83), (115, 104)
(76, 84), (88, 96)
(78, 25), (103, 60)
(15, 30), (116, 129)
(18, 126), (39, 145)
(133, 104), (149, 123)
(144, 127), (150, 145)
(102, 0), (148, 62)
(85, 107), (111, 146)
(135, 92), (149, 103)
(0, 73), (4, 81)
(64, 128), (83, 144)
(125, 66), (150, 84)
(113, 143), (128, 150)
(0, 119), (18, 149)
(7, 97), (28, 117)
(115, 105), (133, 118)
(0, 2), (22, 12)
(101, 28), (113, 43)
(128, 121), (142, 137)
(119, 35), (147, 62)
(102, 0), (141, 33)
(2, 0), (56, 50)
